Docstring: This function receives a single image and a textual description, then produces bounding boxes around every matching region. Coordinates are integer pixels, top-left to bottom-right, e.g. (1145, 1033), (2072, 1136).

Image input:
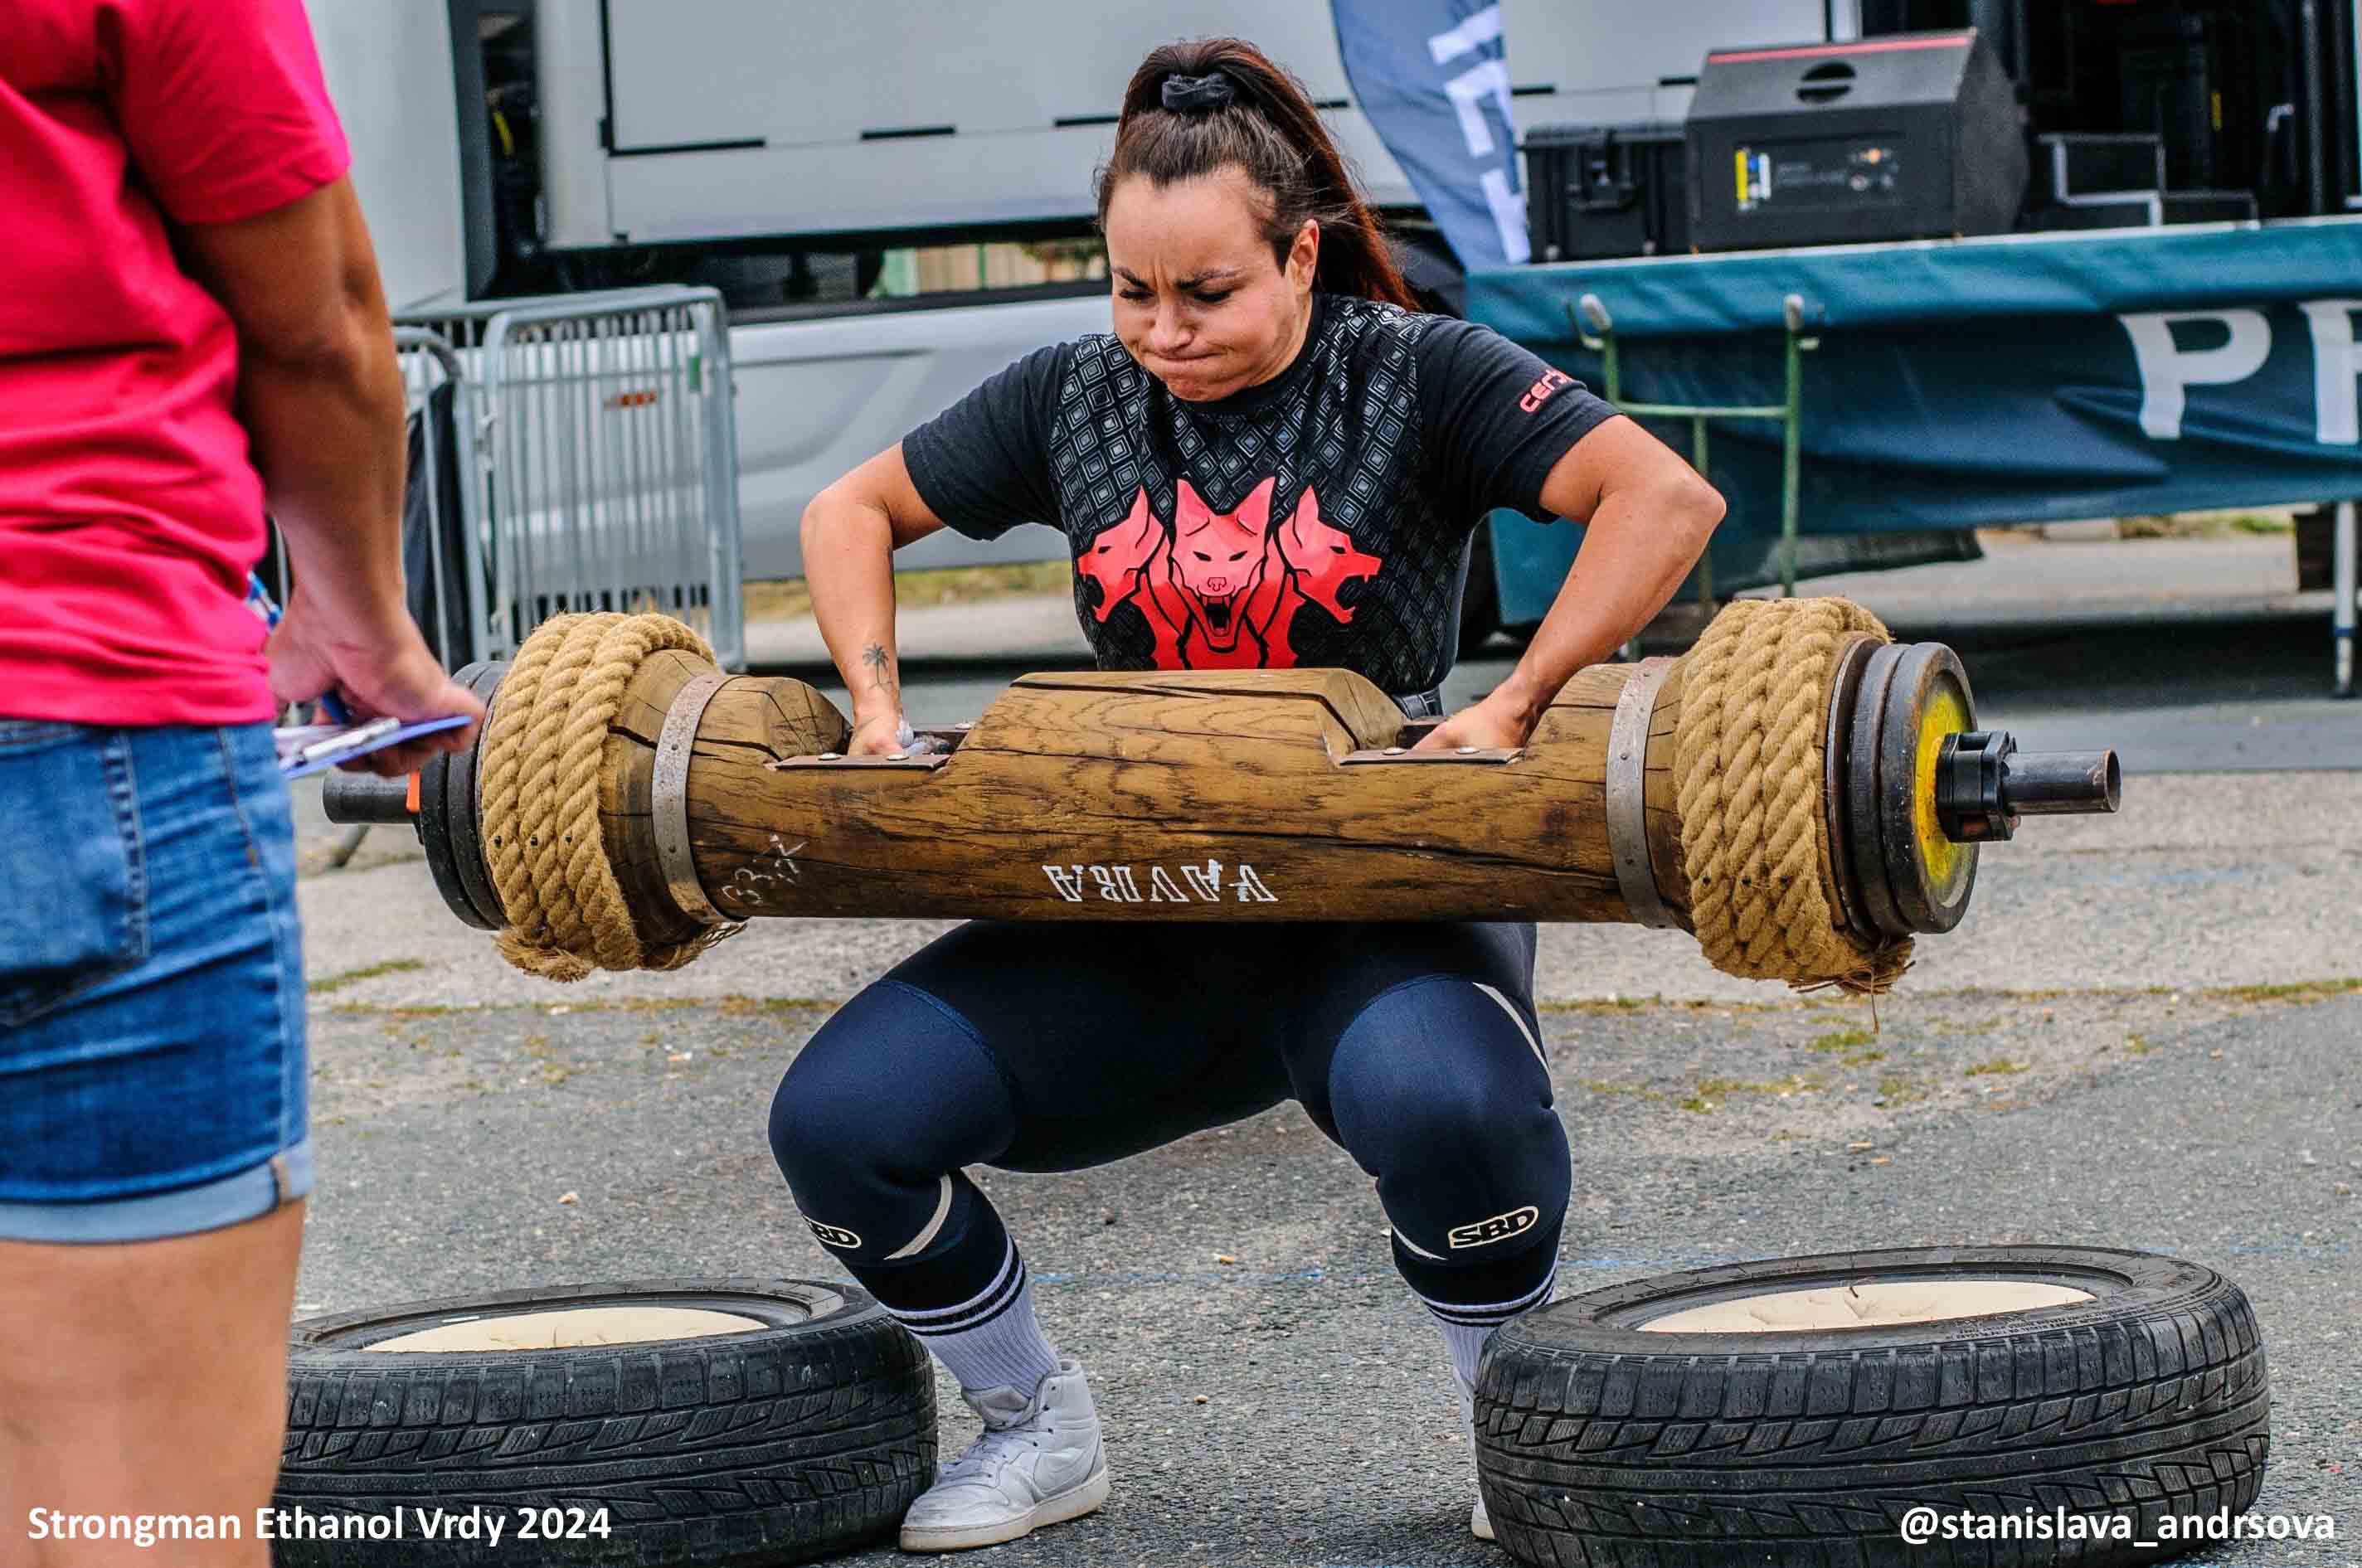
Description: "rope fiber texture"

(478, 612), (739, 981)
(1673, 596), (1912, 995)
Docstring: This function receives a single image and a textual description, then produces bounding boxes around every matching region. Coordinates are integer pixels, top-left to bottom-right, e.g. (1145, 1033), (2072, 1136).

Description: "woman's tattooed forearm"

(861, 642), (896, 701)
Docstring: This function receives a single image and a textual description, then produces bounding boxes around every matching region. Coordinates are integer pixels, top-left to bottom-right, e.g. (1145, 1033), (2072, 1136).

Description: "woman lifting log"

(775, 36), (1724, 1553)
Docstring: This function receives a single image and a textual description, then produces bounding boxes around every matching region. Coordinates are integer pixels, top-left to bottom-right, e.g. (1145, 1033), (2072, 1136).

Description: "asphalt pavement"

(284, 532), (2358, 1566)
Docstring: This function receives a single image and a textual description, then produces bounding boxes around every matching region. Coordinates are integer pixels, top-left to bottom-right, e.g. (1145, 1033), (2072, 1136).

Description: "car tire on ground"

(1476, 1245), (2268, 1568)
(273, 1277), (933, 1567)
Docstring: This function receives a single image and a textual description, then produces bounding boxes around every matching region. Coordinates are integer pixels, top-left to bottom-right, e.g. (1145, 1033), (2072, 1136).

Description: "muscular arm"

(176, 176), (407, 634)
(1490, 415), (1725, 728)
(174, 175), (481, 769)
(800, 444), (947, 752)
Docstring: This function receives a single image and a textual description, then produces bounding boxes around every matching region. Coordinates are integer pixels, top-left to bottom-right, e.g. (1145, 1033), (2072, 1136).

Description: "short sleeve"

(1412, 318), (1617, 522)
(105, 0), (352, 226)
(902, 343), (1069, 542)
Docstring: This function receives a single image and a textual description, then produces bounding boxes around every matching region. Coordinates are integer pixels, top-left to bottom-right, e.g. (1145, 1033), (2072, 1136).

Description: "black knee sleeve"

(768, 979), (1018, 1309)
(1323, 977), (1572, 1302)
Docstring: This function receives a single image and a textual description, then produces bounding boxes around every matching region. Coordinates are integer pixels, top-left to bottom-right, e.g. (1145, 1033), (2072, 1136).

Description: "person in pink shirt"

(0, 3), (482, 1561)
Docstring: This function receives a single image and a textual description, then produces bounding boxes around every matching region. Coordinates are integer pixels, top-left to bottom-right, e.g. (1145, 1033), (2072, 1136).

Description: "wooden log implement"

(326, 600), (2121, 990)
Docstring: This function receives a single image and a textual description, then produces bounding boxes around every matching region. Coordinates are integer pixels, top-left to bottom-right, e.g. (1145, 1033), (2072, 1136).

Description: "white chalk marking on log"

(721, 837), (805, 909)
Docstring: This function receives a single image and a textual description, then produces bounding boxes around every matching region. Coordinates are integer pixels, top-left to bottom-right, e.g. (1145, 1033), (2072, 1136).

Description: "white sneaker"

(1462, 1381), (1496, 1543)
(899, 1357), (1110, 1553)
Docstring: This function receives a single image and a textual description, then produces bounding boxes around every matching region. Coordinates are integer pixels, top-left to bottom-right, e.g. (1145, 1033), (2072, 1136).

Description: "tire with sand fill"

(272, 1278), (932, 1567)
(1475, 1245), (2268, 1568)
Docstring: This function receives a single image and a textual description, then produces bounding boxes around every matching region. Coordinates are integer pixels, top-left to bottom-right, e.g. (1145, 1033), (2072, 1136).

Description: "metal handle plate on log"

(769, 754), (950, 770)
(654, 671), (733, 925)
(1339, 747), (1524, 765)
(1606, 657), (1680, 930)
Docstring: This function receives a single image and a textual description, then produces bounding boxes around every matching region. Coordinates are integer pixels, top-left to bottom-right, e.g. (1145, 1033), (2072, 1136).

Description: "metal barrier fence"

(398, 285), (746, 670)
(258, 326), (488, 667)
(393, 328), (488, 669)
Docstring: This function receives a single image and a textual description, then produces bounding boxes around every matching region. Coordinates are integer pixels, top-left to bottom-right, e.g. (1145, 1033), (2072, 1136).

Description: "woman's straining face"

(1103, 167), (1317, 403)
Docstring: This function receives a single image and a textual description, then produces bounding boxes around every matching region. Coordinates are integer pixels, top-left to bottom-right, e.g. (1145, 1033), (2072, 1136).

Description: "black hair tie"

(1161, 72), (1237, 114)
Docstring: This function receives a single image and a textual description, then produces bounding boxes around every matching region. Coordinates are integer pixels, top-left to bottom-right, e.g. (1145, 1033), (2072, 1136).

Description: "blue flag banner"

(1331, 0), (1528, 270)
(1465, 219), (2362, 625)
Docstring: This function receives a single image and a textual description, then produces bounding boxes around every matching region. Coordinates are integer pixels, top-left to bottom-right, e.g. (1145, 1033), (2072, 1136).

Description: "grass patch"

(721, 995), (848, 1017)
(1682, 1074), (1825, 1111)
(1538, 995), (1802, 1017)
(310, 959), (426, 996)
(1876, 1074), (1930, 1104)
(2208, 978), (2362, 1006)
(1809, 1028), (1875, 1053)
(1843, 1048), (1887, 1066)
(2124, 1033), (2153, 1056)
(1965, 1057), (2029, 1076)
(326, 993), (843, 1019)
(744, 561), (1072, 625)
(2117, 508), (2296, 539)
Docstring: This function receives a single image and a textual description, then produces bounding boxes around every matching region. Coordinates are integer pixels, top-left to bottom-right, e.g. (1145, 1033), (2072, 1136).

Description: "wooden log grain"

(594, 659), (1694, 929)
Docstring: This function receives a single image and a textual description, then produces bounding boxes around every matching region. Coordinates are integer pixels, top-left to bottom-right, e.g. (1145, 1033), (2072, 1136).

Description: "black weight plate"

(444, 661), (509, 930)
(1877, 643), (1979, 934)
(1844, 643), (1911, 941)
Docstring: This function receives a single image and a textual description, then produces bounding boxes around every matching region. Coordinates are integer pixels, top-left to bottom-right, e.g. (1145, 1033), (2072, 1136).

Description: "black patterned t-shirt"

(901, 293), (1615, 699)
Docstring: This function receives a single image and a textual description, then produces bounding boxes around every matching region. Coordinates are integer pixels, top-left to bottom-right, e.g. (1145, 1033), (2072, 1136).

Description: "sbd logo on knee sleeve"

(807, 1220), (863, 1250)
(1448, 1205), (1539, 1250)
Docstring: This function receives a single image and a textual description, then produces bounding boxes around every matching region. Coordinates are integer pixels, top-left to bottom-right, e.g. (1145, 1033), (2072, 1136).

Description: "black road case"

(1525, 122), (1692, 261)
(1688, 28), (2027, 250)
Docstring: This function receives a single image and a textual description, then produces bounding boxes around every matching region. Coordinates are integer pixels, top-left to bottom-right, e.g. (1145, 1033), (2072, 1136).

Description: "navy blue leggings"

(770, 919), (1569, 1315)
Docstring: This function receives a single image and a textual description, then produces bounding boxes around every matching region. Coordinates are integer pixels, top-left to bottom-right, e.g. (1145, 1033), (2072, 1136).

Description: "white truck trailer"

(309, 0), (1851, 587)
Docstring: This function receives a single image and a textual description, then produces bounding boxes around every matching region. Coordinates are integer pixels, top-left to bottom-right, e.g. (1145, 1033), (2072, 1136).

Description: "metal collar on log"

(654, 671), (734, 925)
(1606, 657), (1679, 930)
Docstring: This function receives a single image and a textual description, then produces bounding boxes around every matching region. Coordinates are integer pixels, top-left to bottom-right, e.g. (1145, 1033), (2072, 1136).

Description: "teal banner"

(1469, 217), (2362, 625)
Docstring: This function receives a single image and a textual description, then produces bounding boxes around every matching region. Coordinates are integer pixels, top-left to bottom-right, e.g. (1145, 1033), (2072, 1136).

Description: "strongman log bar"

(324, 600), (2119, 987)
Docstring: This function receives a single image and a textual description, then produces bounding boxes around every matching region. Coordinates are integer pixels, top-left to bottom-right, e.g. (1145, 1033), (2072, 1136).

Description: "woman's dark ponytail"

(1096, 38), (1420, 312)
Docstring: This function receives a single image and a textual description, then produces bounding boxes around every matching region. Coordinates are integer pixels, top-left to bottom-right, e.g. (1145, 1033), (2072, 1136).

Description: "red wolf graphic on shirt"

(1075, 477), (1383, 668)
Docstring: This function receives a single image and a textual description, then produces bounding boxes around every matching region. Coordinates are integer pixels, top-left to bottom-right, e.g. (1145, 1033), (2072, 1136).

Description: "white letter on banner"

(1480, 168), (1531, 265)
(1440, 56), (1513, 158)
(1426, 4), (1530, 265)
(1427, 4), (1504, 66)
(2118, 309), (2272, 439)
(2300, 299), (2362, 444)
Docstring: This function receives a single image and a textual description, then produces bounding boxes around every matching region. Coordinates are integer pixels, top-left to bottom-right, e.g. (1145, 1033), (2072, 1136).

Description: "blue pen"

(245, 572), (352, 724)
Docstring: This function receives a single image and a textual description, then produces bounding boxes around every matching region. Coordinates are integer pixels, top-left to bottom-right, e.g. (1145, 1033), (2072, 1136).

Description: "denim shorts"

(0, 721), (310, 1242)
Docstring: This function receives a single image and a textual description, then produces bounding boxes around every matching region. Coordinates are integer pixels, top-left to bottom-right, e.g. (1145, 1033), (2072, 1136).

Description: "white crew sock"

(1420, 1259), (1560, 1396)
(885, 1240), (1062, 1396)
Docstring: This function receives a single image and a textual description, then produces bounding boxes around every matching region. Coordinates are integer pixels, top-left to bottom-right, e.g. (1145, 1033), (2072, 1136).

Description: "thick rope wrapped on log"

(332, 600), (2120, 993)
(475, 612), (736, 981)
(1675, 596), (1907, 993)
